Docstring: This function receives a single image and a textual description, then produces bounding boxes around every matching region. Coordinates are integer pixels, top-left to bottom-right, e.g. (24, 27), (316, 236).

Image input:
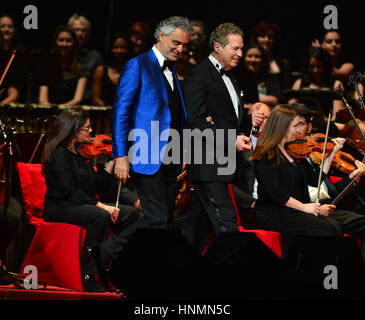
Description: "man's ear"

(308, 123), (313, 134)
(213, 42), (222, 54)
(159, 30), (165, 42)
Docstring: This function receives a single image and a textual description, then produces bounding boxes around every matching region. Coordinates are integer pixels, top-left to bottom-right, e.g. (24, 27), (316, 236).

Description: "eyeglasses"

(80, 125), (92, 132)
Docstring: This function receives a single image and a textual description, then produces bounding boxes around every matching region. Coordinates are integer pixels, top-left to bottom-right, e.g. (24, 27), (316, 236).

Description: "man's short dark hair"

(290, 103), (315, 124)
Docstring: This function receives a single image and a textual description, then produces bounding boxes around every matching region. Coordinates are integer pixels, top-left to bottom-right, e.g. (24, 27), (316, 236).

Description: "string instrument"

(310, 150), (356, 174)
(285, 133), (335, 158)
(76, 134), (123, 211)
(176, 163), (194, 212)
(0, 50), (16, 206)
(0, 141), (8, 205)
(339, 119), (365, 155)
(77, 134), (112, 159)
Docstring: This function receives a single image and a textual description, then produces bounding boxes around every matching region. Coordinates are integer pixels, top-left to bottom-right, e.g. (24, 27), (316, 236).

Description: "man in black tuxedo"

(183, 23), (264, 252)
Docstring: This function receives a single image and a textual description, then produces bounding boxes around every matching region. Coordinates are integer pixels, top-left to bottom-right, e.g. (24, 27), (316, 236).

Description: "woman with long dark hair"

(92, 32), (131, 106)
(42, 107), (140, 292)
(39, 25), (88, 106)
(243, 42), (284, 107)
(0, 15), (22, 104)
(289, 46), (344, 121)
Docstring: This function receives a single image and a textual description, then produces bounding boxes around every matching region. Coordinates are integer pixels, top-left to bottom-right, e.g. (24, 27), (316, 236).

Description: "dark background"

(2, 0), (364, 72)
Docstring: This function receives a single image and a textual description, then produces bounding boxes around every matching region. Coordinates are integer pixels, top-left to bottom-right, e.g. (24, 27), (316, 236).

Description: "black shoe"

(87, 245), (111, 291)
(82, 274), (105, 293)
(88, 244), (108, 271)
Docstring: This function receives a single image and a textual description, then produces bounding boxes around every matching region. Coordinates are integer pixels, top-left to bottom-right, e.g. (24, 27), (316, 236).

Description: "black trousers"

(327, 209), (365, 260)
(43, 202), (141, 275)
(183, 181), (240, 254)
(100, 163), (178, 262)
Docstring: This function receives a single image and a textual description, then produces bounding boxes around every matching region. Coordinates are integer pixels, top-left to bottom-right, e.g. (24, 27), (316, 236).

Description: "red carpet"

(0, 284), (124, 300)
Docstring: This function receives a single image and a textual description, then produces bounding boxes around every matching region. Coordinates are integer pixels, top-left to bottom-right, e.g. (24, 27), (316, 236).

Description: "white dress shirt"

(208, 54), (239, 118)
(152, 45), (174, 90)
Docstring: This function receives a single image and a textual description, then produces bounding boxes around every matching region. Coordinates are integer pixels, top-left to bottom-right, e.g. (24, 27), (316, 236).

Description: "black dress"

(100, 65), (118, 106)
(43, 145), (140, 275)
(253, 152), (343, 239)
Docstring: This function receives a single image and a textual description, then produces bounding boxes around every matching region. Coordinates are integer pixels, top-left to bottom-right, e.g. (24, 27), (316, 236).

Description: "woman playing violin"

(250, 104), (342, 239)
(250, 104), (365, 259)
(42, 107), (141, 292)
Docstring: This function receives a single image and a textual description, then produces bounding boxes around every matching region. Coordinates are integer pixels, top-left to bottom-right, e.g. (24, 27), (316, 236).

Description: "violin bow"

(336, 84), (365, 142)
(315, 112), (332, 203)
(0, 50), (16, 88)
(331, 172), (362, 206)
(115, 180), (122, 208)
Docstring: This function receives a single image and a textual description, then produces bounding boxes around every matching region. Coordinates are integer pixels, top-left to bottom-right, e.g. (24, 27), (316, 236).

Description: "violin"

(340, 119), (365, 155)
(285, 133), (335, 158)
(77, 134), (112, 159)
(176, 163), (194, 212)
(310, 150), (357, 174)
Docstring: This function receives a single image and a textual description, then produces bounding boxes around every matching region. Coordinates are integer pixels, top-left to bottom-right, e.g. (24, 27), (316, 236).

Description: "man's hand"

(349, 160), (365, 180)
(205, 116), (214, 125)
(235, 134), (252, 152)
(331, 137), (346, 154)
(251, 107), (265, 128)
(114, 156), (130, 183)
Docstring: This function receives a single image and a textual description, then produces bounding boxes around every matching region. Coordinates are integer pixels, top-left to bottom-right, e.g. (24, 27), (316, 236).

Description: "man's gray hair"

(154, 16), (193, 41)
(209, 23), (244, 49)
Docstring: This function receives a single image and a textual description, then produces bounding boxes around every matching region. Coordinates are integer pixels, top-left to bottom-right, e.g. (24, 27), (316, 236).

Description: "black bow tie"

(162, 60), (175, 71)
(219, 67), (231, 77)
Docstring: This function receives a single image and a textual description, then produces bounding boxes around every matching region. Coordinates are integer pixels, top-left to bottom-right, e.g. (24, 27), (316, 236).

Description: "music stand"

(0, 50), (62, 132)
(284, 89), (338, 115)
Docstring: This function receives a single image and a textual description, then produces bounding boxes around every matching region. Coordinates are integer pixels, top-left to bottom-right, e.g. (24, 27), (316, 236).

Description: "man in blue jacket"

(97, 17), (192, 270)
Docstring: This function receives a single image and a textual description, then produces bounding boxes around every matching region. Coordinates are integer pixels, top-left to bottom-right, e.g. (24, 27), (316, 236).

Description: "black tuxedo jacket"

(183, 57), (252, 182)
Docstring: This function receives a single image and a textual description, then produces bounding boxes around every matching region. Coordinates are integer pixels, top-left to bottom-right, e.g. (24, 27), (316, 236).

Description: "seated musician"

(294, 103), (365, 215)
(250, 104), (365, 260)
(288, 46), (343, 122)
(41, 106), (141, 292)
(39, 26), (89, 106)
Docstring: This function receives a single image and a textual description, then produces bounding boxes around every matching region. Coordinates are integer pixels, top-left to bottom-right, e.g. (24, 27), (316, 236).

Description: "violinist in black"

(251, 104), (365, 260)
(250, 105), (343, 248)
(42, 107), (141, 292)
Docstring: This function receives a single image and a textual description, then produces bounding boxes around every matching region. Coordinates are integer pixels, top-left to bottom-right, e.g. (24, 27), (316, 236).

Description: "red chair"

(227, 184), (283, 258)
(202, 185), (283, 258)
(16, 162), (86, 291)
